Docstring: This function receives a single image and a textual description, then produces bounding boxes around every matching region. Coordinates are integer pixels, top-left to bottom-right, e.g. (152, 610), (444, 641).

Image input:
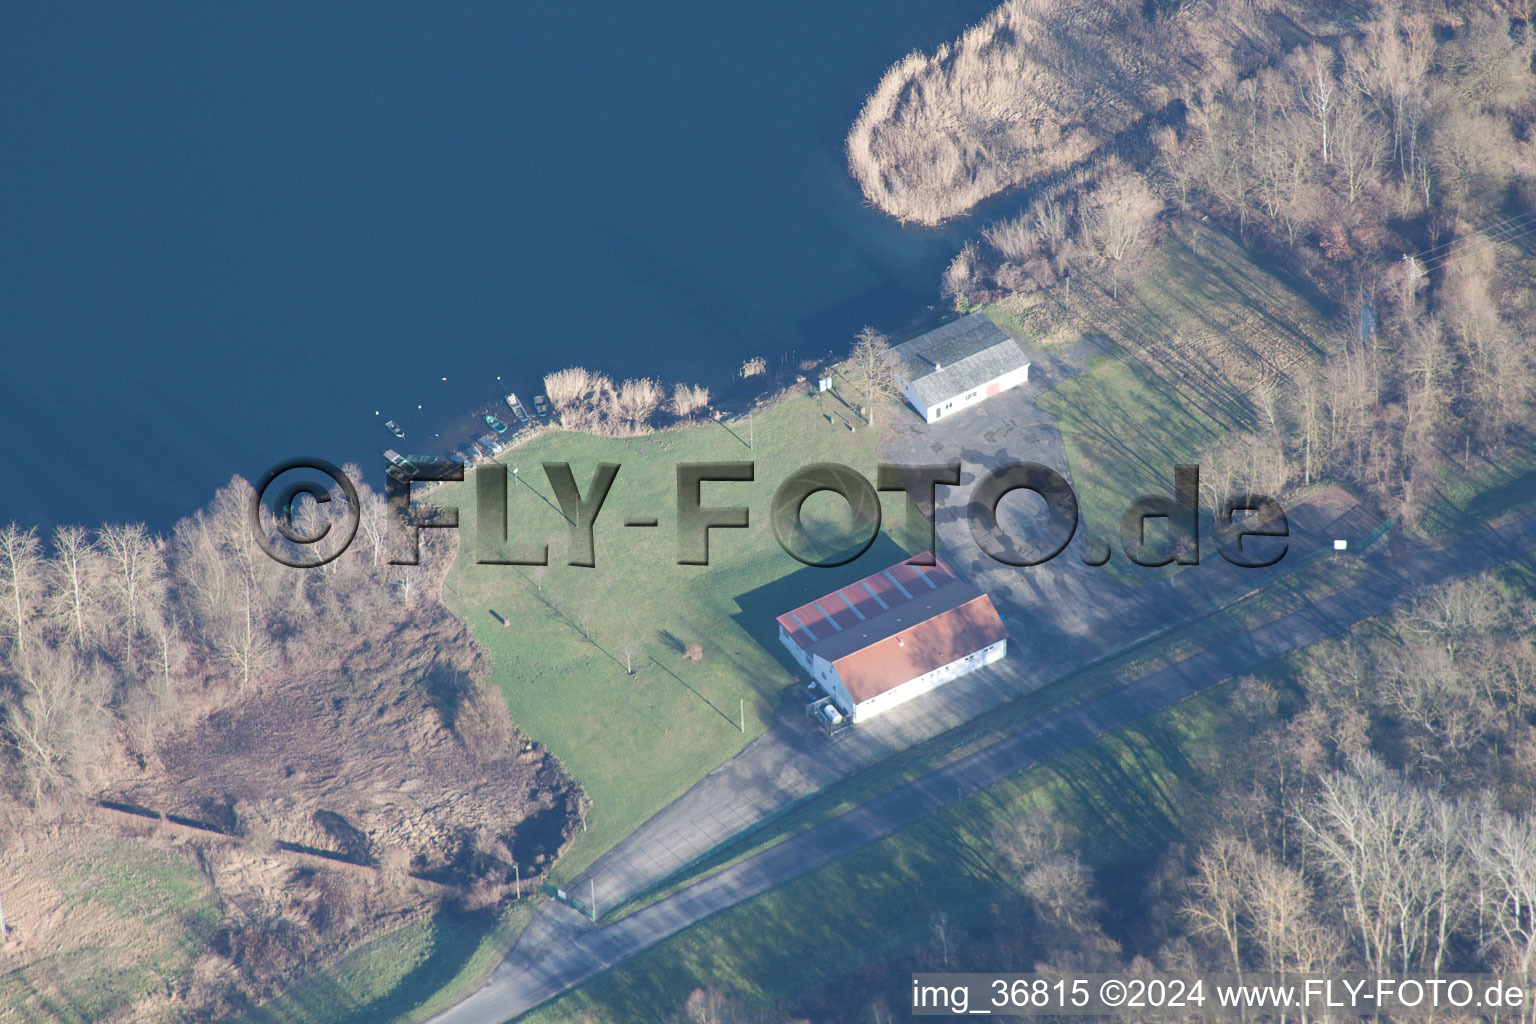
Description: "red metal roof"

(775, 553), (1007, 703)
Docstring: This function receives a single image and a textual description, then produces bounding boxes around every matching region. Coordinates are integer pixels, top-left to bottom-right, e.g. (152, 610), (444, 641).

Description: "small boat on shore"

(382, 449), (407, 466)
(485, 413), (509, 433)
(505, 393), (532, 423)
(534, 395), (550, 417)
(385, 420), (405, 439)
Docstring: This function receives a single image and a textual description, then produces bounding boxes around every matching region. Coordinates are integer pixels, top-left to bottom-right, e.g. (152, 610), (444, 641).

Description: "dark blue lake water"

(1, 2), (992, 533)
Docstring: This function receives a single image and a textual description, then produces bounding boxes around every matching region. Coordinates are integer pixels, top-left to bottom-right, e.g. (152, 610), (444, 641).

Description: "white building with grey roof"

(888, 312), (1031, 424)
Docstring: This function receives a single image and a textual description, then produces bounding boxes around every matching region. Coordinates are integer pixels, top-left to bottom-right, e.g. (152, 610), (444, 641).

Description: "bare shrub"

(545, 370), (614, 430)
(985, 213), (1041, 262)
(610, 378), (664, 432)
(943, 241), (984, 308)
(683, 642), (704, 663)
(738, 356), (767, 379)
(670, 383), (710, 418)
(1081, 170), (1162, 263)
(543, 367), (593, 412)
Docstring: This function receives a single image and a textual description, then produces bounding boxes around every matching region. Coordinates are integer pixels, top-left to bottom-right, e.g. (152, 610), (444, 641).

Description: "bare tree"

(1185, 832), (1249, 974)
(1, 645), (112, 804)
(1083, 171), (1162, 265)
(0, 524), (43, 669)
(1296, 44), (1336, 164)
(50, 525), (104, 650)
(1475, 806), (1536, 990)
(98, 522), (166, 672)
(846, 326), (899, 427)
(220, 577), (273, 692)
(928, 910), (952, 967)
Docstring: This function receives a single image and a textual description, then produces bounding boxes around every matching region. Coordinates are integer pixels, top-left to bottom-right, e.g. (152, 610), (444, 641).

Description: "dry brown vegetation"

(845, 0), (1315, 225)
(545, 366), (713, 435)
(0, 476), (580, 1018)
(670, 382), (711, 418)
(868, 0), (1536, 527)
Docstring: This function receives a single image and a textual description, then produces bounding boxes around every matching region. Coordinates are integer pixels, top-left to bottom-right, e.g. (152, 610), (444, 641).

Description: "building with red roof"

(775, 553), (1008, 724)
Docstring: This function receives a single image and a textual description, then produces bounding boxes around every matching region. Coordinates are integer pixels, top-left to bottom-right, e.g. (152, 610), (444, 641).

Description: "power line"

(1412, 211), (1536, 274)
(1404, 208), (1536, 263)
(1419, 216), (1536, 273)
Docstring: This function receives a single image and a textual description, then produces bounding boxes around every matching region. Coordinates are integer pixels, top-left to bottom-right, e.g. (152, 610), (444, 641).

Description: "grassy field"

(518, 683), (1231, 1023)
(239, 903), (534, 1024)
(1032, 225), (1332, 577)
(0, 836), (222, 1023)
(1419, 445), (1536, 537)
(433, 391), (923, 880)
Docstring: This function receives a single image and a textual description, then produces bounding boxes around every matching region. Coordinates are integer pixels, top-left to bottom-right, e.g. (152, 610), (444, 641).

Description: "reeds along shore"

(543, 365), (711, 436)
(844, 0), (1303, 226)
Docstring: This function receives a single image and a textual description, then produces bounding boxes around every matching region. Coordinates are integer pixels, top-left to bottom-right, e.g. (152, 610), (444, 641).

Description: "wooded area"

(0, 475), (579, 1019)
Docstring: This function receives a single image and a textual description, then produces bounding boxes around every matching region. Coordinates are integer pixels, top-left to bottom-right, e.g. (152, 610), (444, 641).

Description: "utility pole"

(739, 699), (745, 734)
(514, 863), (520, 902)
(590, 879), (597, 923)
(748, 412), (753, 450)
(1400, 254), (1423, 314)
(0, 890), (7, 941)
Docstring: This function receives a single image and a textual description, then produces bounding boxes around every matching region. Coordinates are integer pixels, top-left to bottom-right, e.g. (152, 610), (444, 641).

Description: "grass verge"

(518, 683), (1233, 1024)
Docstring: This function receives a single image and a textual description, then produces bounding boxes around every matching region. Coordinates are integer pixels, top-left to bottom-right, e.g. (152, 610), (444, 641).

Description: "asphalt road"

(428, 506), (1536, 1024)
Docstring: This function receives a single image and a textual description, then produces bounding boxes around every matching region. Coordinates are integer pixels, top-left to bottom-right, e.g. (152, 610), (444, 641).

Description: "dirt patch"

(103, 605), (580, 885)
(28, 596), (588, 1020)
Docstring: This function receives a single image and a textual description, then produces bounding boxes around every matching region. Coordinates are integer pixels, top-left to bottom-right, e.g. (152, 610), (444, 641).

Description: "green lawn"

(1037, 353), (1230, 569)
(239, 903), (534, 1024)
(1419, 445), (1536, 537)
(1031, 225), (1332, 579)
(0, 839), (221, 1024)
(433, 391), (923, 880)
(518, 685), (1231, 1024)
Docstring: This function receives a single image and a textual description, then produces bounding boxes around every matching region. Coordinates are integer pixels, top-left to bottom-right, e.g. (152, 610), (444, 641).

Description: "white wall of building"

(783, 629), (1009, 724)
(847, 638), (1007, 723)
(813, 654), (857, 718)
(779, 624), (813, 674)
(901, 364), (1031, 424)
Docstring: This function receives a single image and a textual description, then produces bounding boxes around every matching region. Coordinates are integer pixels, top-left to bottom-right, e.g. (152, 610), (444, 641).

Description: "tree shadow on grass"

(237, 906), (505, 1024)
(1029, 712), (1199, 862)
